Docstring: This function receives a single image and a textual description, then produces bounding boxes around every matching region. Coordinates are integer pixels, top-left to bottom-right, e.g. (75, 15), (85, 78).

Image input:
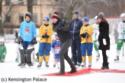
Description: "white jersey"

(117, 21), (125, 39)
(92, 24), (99, 41)
(53, 46), (61, 54)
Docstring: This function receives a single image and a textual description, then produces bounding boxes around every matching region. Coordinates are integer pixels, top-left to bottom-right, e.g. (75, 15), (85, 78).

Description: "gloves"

(81, 32), (89, 38)
(103, 38), (107, 45)
(42, 34), (49, 38)
(31, 37), (37, 45)
(17, 37), (23, 44)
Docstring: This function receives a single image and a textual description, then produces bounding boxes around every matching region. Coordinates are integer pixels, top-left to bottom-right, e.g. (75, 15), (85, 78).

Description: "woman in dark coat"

(96, 15), (110, 69)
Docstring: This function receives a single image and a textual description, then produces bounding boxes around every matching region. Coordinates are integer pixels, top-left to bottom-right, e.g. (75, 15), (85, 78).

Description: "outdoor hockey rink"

(0, 35), (125, 83)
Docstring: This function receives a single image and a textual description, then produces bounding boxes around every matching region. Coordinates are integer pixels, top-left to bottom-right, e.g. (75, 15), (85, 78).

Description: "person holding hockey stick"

(18, 12), (37, 67)
(114, 13), (125, 61)
(37, 16), (53, 68)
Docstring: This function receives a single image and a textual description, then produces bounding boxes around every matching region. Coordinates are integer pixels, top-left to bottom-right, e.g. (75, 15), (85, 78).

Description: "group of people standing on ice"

(1, 11), (125, 74)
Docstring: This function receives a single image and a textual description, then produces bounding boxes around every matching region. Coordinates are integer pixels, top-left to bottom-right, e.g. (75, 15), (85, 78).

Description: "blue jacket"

(52, 40), (61, 54)
(19, 20), (37, 42)
(69, 19), (83, 39)
(52, 40), (61, 48)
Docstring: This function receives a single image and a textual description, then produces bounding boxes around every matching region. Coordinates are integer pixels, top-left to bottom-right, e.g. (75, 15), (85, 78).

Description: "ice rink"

(0, 35), (125, 83)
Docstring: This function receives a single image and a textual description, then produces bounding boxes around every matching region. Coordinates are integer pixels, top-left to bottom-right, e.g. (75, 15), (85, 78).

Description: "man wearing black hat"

(51, 12), (76, 74)
(69, 12), (83, 66)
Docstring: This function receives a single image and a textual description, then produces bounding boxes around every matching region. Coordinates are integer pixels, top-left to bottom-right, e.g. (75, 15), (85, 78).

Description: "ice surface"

(0, 35), (125, 83)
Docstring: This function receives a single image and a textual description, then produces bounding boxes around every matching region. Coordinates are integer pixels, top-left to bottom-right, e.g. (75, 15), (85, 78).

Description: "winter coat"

(98, 20), (110, 50)
(19, 20), (37, 42)
(69, 19), (83, 40)
(53, 19), (71, 43)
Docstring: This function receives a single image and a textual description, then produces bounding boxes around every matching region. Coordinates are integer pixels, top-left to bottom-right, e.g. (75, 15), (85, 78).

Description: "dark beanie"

(73, 11), (79, 15)
(97, 15), (103, 20)
(25, 12), (32, 18)
(51, 12), (59, 19)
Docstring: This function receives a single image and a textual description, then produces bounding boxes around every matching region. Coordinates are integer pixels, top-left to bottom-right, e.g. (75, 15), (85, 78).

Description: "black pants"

(71, 38), (81, 65)
(99, 36), (110, 50)
(101, 49), (109, 66)
(60, 39), (76, 73)
(20, 48), (34, 64)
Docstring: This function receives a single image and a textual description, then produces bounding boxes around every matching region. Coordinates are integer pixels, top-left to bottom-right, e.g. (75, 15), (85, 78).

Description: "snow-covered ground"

(0, 35), (125, 83)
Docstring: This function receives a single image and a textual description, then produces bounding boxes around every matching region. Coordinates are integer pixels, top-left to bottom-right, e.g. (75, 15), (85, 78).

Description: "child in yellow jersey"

(80, 16), (93, 68)
(37, 16), (53, 68)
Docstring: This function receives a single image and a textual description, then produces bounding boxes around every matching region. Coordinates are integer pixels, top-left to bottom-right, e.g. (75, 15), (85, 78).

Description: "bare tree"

(60, 0), (84, 20)
(1, 0), (23, 34)
(0, 0), (2, 34)
(27, 0), (33, 14)
(57, 0), (125, 18)
(57, 0), (98, 19)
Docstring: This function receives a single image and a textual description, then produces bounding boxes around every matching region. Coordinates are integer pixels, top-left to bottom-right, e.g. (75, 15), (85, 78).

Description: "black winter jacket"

(69, 19), (83, 40)
(98, 20), (110, 50)
(53, 19), (71, 43)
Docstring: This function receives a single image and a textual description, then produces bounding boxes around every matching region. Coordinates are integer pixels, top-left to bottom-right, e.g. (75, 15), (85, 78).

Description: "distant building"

(2, 0), (125, 28)
(2, 0), (62, 27)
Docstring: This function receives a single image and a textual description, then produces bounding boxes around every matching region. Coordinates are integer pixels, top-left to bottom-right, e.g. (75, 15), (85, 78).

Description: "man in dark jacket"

(69, 12), (83, 66)
(96, 14), (110, 69)
(51, 12), (76, 74)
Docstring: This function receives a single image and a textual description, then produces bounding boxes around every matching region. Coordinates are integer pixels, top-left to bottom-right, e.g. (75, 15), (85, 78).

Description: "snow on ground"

(0, 35), (125, 83)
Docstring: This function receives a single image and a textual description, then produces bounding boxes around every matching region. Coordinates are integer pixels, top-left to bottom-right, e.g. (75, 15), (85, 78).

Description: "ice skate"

(27, 63), (33, 67)
(81, 63), (86, 68)
(18, 63), (26, 68)
(114, 56), (119, 62)
(37, 63), (42, 68)
(88, 64), (92, 68)
(45, 62), (49, 67)
(96, 54), (100, 61)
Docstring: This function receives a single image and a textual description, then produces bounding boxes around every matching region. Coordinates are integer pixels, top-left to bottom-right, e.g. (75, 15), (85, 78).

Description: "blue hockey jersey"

(19, 20), (37, 42)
